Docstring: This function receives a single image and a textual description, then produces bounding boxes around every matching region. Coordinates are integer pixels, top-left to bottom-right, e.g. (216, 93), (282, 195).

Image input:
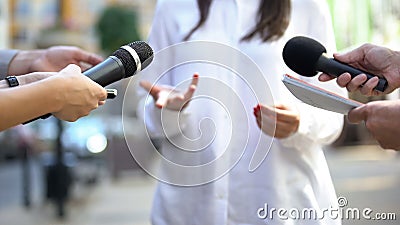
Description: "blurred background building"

(1, 0), (156, 50)
(0, 1), (399, 225)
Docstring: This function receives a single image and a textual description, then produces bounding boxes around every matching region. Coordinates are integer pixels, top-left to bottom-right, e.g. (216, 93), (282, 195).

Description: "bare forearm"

(0, 73), (55, 89)
(0, 78), (62, 131)
(0, 80), (8, 89)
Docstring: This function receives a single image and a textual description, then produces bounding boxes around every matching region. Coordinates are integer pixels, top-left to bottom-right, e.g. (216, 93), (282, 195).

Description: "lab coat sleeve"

(0, 50), (19, 80)
(280, 0), (346, 148)
(136, 0), (190, 139)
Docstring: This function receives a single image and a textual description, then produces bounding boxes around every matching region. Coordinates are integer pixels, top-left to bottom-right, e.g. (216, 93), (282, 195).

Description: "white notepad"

(282, 74), (363, 115)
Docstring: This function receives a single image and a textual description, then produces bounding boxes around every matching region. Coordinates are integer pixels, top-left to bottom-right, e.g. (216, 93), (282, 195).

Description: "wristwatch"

(5, 76), (19, 87)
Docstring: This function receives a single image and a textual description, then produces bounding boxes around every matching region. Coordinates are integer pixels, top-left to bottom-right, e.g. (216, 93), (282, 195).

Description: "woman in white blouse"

(137, 0), (346, 224)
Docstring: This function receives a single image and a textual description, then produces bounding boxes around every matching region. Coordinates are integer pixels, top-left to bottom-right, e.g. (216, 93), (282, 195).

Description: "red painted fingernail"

(193, 73), (199, 78)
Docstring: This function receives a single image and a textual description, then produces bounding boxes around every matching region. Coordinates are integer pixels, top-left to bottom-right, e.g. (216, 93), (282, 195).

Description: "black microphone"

(282, 36), (387, 92)
(24, 41), (154, 124)
(84, 41), (153, 86)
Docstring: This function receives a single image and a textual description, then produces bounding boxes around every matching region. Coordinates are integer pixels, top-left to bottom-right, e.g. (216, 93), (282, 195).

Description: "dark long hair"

(184, 0), (291, 42)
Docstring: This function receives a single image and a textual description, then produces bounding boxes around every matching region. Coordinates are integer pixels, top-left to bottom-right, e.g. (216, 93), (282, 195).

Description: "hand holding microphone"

(50, 64), (107, 122)
(282, 36), (389, 95)
(25, 41), (154, 124)
(319, 43), (400, 95)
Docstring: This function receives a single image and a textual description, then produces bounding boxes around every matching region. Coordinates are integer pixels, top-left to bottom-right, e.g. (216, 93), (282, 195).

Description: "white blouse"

(137, 0), (345, 224)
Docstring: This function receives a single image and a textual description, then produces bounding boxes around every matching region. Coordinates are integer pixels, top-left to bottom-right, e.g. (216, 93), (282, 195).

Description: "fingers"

(155, 91), (169, 109)
(184, 74), (199, 100)
(340, 74), (380, 96)
(140, 74), (199, 110)
(85, 53), (103, 66)
(139, 80), (153, 92)
(140, 80), (162, 99)
(335, 73), (353, 88)
(98, 86), (108, 101)
(191, 73), (199, 86)
(344, 74), (366, 92)
(359, 76), (379, 95)
(318, 73), (335, 82)
(333, 44), (372, 64)
(347, 105), (367, 124)
(64, 64), (107, 102)
(75, 48), (103, 66)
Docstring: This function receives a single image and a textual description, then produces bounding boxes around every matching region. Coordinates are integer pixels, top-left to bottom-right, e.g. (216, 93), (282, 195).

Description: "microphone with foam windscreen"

(24, 41), (154, 124)
(282, 36), (387, 92)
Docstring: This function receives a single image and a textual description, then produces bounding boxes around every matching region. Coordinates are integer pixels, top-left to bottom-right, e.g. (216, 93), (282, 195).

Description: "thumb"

(347, 105), (367, 124)
(334, 44), (372, 64)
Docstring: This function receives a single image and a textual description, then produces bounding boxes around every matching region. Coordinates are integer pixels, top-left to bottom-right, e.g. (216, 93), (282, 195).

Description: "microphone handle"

(317, 56), (388, 92)
(83, 56), (125, 87)
(23, 56), (126, 124)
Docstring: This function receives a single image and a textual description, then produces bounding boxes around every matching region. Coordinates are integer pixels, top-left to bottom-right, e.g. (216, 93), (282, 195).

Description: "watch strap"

(5, 76), (19, 87)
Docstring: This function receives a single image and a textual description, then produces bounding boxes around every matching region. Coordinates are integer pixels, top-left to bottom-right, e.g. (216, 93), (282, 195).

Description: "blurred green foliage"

(96, 6), (141, 55)
(327, 0), (400, 50)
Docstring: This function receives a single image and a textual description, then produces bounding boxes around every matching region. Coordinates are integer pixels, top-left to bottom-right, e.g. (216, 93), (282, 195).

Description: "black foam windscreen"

(282, 36), (327, 77)
(112, 41), (154, 77)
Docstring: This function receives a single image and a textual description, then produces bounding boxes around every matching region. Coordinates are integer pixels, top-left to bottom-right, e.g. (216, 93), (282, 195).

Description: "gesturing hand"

(140, 74), (199, 111)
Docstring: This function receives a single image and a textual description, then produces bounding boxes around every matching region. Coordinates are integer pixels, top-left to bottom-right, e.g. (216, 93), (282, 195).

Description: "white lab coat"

(137, 0), (345, 224)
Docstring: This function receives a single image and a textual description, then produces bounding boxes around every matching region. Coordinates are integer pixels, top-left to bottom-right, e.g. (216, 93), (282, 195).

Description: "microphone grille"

(112, 41), (154, 77)
(128, 41), (154, 69)
(282, 36), (326, 77)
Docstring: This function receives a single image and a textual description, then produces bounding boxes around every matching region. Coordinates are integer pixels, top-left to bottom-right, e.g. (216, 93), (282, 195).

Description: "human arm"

(347, 100), (400, 150)
(319, 44), (400, 96)
(0, 72), (56, 89)
(2, 46), (103, 77)
(0, 64), (107, 131)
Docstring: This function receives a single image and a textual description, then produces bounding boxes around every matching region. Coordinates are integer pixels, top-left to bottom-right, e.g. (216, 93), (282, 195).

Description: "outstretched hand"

(140, 74), (199, 111)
